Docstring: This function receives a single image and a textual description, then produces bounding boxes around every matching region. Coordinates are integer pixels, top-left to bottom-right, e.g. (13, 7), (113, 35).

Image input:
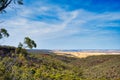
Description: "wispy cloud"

(0, 0), (120, 49)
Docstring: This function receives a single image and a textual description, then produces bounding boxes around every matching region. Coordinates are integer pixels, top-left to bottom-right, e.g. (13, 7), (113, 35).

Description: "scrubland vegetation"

(0, 46), (120, 80)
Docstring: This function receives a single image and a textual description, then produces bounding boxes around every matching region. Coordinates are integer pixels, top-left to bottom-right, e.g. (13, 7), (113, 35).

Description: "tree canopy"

(0, 0), (37, 49)
(16, 37), (37, 56)
(0, 0), (23, 39)
(0, 28), (9, 39)
(0, 0), (23, 12)
(0, 0), (23, 40)
(24, 37), (37, 49)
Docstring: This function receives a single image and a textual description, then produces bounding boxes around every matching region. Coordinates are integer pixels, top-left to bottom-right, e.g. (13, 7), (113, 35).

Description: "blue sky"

(0, 0), (120, 49)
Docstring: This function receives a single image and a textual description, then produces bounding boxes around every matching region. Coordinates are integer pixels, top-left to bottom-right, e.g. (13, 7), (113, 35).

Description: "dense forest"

(0, 46), (120, 80)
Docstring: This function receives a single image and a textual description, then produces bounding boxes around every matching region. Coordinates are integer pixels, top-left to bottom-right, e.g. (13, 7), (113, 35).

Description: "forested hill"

(0, 46), (120, 80)
(0, 46), (15, 57)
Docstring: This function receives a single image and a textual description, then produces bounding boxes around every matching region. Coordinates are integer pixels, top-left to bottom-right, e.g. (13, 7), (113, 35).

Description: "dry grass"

(53, 51), (120, 58)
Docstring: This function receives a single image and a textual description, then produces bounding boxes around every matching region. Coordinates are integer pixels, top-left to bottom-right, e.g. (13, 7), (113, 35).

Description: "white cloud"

(1, 1), (120, 48)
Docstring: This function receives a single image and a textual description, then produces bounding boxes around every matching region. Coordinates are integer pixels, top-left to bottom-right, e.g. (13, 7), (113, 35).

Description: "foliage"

(17, 37), (37, 49)
(0, 28), (9, 39)
(68, 55), (120, 80)
(0, 49), (83, 80)
(24, 37), (37, 49)
(0, 48), (120, 80)
(15, 37), (37, 57)
(0, 0), (23, 12)
(0, 0), (23, 42)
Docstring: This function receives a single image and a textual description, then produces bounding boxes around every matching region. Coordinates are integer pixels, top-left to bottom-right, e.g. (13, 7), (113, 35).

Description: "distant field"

(28, 49), (120, 58)
(53, 51), (120, 58)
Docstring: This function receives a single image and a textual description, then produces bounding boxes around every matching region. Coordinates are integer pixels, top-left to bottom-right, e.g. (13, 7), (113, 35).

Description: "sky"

(0, 0), (120, 49)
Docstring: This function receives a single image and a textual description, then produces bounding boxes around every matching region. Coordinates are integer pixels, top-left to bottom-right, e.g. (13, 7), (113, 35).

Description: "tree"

(0, 0), (23, 39)
(24, 37), (37, 49)
(0, 0), (23, 42)
(0, 0), (23, 12)
(0, 28), (9, 39)
(17, 37), (37, 49)
(16, 37), (37, 56)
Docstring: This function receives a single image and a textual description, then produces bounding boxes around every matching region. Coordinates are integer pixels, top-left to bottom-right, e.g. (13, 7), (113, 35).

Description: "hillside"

(0, 47), (120, 80)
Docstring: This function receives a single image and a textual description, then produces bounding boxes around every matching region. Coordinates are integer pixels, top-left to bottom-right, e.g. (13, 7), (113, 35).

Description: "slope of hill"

(68, 55), (120, 80)
(0, 47), (120, 80)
